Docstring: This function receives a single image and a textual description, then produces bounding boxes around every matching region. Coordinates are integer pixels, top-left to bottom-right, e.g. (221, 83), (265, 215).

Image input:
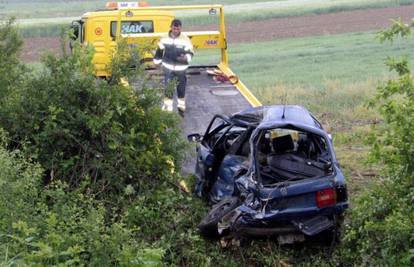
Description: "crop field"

(2, 0), (413, 20)
(3, 0), (414, 39)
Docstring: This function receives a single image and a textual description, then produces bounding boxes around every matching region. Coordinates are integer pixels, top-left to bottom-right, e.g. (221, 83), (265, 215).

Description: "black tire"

(198, 197), (240, 238)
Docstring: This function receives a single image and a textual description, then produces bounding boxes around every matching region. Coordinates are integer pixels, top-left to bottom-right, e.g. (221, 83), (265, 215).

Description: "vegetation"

(340, 20), (414, 266)
(0, 19), (187, 266)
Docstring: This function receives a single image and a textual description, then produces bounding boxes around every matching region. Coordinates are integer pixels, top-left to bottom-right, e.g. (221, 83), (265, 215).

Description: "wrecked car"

(189, 105), (348, 243)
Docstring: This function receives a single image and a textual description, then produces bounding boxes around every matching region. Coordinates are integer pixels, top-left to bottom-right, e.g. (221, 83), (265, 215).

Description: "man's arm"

(153, 40), (164, 65)
(183, 36), (194, 63)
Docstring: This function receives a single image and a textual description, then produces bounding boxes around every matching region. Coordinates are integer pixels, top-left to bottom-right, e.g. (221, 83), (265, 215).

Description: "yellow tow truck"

(71, 2), (261, 138)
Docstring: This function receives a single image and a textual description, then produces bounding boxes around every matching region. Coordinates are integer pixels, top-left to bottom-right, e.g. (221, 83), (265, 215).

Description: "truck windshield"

(110, 21), (154, 37)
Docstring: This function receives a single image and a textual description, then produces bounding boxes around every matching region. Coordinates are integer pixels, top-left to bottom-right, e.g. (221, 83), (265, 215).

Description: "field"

(2, 1), (414, 265)
(2, 0), (413, 20)
(3, 0), (414, 40)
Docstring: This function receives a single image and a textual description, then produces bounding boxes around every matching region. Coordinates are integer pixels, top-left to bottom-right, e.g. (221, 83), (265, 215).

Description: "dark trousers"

(163, 67), (187, 99)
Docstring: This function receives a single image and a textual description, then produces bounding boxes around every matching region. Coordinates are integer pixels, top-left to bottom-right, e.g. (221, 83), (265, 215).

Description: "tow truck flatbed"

(183, 67), (252, 135)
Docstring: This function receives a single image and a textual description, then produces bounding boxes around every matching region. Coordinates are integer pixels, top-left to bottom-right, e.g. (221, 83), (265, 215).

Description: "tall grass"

(255, 79), (379, 124)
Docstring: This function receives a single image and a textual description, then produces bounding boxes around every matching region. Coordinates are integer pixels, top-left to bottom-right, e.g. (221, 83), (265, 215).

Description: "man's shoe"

(162, 98), (173, 112)
(177, 98), (186, 112)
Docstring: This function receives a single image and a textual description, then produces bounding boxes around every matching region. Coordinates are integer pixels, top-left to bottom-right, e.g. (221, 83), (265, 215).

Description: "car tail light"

(316, 188), (337, 208)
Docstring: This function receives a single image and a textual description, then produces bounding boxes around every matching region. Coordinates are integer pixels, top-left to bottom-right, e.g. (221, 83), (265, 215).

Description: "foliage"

(342, 176), (414, 266)
(0, 142), (164, 266)
(0, 20), (178, 266)
(0, 32), (185, 198)
(0, 131), (43, 236)
(0, 20), (181, 266)
(0, 18), (25, 102)
(340, 20), (414, 266)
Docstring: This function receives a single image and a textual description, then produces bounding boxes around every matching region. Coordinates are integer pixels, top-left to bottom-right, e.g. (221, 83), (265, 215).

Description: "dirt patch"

(225, 5), (414, 43)
(22, 5), (414, 62)
(22, 37), (62, 62)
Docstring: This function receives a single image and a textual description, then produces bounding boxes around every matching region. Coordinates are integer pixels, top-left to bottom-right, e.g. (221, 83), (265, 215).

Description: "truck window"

(110, 21), (154, 37)
(70, 20), (84, 42)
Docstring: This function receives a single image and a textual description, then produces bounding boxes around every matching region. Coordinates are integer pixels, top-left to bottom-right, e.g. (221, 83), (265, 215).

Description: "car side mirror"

(187, 133), (201, 142)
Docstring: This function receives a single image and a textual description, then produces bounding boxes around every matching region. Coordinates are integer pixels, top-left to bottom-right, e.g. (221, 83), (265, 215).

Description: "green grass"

(229, 31), (414, 89)
(194, 30), (414, 90)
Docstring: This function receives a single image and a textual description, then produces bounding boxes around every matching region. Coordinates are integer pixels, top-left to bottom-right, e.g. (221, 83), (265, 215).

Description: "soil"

(21, 5), (414, 62)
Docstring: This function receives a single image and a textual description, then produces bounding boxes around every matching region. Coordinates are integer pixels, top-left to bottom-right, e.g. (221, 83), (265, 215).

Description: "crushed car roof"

(231, 105), (322, 129)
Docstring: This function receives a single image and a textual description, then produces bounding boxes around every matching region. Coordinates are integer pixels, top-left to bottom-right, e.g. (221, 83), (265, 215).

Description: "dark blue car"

(190, 105), (348, 244)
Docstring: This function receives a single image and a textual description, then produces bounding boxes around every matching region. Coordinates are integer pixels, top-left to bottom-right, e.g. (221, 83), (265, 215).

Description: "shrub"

(0, 18), (24, 94)
(0, 131), (43, 236)
(0, 29), (185, 198)
(0, 142), (163, 266)
(341, 19), (414, 266)
(0, 20), (177, 266)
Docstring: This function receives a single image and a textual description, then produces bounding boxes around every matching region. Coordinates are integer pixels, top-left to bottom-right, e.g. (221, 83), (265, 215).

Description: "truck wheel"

(198, 197), (240, 238)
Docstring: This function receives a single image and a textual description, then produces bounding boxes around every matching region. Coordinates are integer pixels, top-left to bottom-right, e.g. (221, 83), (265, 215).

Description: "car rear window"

(110, 21), (154, 37)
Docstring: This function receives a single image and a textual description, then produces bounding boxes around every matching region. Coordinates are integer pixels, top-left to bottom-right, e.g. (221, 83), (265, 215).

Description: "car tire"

(198, 197), (240, 238)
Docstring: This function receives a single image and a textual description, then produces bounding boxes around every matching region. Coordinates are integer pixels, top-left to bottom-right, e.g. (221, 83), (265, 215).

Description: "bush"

(340, 19), (414, 266)
(0, 131), (42, 235)
(0, 29), (185, 198)
(0, 141), (164, 266)
(0, 20), (178, 266)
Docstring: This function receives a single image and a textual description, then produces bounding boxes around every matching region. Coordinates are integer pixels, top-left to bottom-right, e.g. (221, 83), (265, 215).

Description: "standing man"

(153, 19), (194, 113)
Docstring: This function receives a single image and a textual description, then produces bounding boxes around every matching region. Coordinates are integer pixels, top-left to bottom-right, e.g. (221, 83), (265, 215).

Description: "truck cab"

(71, 2), (174, 77)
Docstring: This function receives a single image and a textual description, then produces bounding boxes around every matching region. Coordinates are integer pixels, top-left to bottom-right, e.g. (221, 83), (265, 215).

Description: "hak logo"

(206, 40), (218, 46)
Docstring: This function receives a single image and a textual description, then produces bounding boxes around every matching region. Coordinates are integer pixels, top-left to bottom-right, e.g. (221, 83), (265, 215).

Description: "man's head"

(170, 19), (182, 37)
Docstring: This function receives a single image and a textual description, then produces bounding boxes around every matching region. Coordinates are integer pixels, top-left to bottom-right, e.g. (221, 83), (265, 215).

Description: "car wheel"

(198, 197), (240, 238)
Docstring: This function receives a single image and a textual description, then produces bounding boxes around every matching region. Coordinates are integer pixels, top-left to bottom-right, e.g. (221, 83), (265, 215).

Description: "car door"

(195, 115), (232, 196)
